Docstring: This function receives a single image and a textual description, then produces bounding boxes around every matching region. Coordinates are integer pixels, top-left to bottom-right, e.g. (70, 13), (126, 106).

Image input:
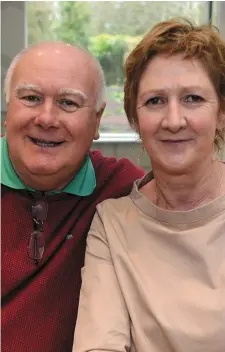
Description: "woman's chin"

(153, 157), (195, 175)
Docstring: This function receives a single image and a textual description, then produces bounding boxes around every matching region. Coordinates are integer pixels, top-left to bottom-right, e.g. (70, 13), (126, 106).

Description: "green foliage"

(27, 1), (208, 46)
(88, 34), (142, 85)
(54, 2), (91, 48)
(89, 35), (128, 85)
(27, 1), (208, 86)
(27, 2), (58, 43)
(88, 1), (208, 36)
(27, 1), (91, 48)
(88, 34), (142, 86)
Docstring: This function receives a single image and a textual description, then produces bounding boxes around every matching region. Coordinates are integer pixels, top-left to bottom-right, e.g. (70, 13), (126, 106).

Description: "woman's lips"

(161, 139), (192, 143)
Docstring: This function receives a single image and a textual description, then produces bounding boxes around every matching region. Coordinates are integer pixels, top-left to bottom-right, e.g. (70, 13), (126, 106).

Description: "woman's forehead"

(139, 55), (215, 93)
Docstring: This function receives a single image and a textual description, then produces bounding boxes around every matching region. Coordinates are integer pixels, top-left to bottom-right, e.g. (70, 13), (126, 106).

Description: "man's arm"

(73, 204), (131, 352)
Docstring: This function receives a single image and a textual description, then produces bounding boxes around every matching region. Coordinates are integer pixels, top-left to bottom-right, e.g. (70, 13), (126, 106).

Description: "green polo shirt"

(0, 136), (96, 196)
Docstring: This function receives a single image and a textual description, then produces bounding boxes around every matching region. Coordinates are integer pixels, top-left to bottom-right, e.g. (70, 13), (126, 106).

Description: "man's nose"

(33, 102), (60, 129)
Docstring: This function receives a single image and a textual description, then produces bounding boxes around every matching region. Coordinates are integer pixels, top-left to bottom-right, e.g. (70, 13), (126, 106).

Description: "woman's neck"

(142, 159), (225, 211)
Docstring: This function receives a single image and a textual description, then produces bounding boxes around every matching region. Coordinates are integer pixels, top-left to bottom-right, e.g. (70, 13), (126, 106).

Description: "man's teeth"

(36, 141), (57, 147)
(30, 137), (62, 147)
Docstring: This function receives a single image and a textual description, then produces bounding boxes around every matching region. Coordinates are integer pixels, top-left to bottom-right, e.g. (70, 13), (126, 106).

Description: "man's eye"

(184, 95), (203, 103)
(145, 97), (164, 105)
(59, 99), (79, 110)
(23, 95), (41, 102)
(20, 95), (41, 106)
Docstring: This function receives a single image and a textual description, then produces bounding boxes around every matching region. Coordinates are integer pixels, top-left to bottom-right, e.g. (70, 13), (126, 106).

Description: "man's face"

(5, 44), (104, 190)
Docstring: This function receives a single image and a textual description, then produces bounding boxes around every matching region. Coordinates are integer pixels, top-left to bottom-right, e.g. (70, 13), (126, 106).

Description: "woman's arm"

(73, 203), (131, 352)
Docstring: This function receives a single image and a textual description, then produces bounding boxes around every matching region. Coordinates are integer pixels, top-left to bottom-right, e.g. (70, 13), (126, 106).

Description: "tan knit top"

(74, 173), (225, 352)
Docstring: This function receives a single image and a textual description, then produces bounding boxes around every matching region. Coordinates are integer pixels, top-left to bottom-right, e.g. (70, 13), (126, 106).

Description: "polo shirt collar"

(1, 135), (96, 196)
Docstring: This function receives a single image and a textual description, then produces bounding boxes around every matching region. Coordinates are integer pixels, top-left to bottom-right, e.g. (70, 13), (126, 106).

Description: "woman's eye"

(184, 95), (203, 103)
(145, 97), (164, 106)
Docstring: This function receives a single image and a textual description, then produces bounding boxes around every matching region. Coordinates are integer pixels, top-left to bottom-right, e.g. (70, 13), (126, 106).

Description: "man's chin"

(26, 164), (59, 177)
(22, 166), (61, 191)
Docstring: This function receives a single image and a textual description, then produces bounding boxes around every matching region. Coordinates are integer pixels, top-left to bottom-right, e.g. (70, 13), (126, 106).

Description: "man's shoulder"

(89, 149), (144, 177)
(89, 149), (145, 199)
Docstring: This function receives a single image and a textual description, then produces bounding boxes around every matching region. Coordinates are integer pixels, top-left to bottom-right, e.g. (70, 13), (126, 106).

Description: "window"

(27, 1), (210, 136)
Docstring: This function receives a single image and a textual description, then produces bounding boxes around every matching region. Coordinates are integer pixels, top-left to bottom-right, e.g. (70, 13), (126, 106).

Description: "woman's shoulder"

(96, 194), (134, 216)
(95, 171), (152, 218)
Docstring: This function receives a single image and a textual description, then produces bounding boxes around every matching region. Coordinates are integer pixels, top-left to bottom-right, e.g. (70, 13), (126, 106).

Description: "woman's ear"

(216, 110), (225, 131)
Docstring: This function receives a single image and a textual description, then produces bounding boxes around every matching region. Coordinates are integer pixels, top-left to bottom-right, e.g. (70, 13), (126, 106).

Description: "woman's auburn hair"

(124, 18), (225, 150)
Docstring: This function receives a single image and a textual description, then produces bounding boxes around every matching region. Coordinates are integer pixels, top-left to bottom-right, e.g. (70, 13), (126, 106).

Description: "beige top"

(73, 173), (225, 352)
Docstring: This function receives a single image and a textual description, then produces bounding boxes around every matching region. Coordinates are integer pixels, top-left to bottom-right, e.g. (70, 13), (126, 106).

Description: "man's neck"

(14, 164), (78, 192)
(142, 159), (225, 211)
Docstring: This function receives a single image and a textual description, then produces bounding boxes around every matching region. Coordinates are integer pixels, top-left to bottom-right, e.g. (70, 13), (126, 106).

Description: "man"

(1, 42), (144, 352)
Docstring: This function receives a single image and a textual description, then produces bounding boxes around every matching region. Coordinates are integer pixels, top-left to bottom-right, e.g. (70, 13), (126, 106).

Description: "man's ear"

(94, 103), (106, 140)
(3, 120), (7, 128)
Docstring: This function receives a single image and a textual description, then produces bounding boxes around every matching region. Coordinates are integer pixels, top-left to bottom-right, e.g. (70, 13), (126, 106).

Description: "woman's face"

(137, 54), (223, 174)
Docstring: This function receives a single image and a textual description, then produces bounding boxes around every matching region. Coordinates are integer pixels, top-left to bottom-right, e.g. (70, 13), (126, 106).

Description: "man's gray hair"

(4, 43), (106, 112)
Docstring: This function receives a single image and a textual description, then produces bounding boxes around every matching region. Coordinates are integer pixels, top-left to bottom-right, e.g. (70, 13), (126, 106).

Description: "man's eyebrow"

(58, 88), (87, 100)
(14, 84), (42, 93)
(14, 85), (88, 101)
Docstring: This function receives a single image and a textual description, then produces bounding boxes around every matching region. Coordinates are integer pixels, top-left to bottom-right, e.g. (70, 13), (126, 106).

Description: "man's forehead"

(32, 42), (86, 57)
(16, 58), (93, 77)
(10, 45), (99, 100)
(20, 45), (93, 70)
(35, 43), (72, 56)
(12, 61), (96, 91)
(13, 45), (94, 83)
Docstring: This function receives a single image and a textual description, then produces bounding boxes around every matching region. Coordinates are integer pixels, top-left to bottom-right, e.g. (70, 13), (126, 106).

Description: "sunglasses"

(27, 192), (48, 265)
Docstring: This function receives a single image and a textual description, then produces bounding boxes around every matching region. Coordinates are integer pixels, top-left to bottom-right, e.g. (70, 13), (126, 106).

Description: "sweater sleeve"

(73, 204), (131, 352)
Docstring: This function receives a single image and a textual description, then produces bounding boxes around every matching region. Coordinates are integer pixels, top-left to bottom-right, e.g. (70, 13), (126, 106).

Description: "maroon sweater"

(2, 150), (144, 352)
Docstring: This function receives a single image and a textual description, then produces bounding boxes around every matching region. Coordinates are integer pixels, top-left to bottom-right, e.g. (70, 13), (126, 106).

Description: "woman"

(73, 19), (225, 352)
